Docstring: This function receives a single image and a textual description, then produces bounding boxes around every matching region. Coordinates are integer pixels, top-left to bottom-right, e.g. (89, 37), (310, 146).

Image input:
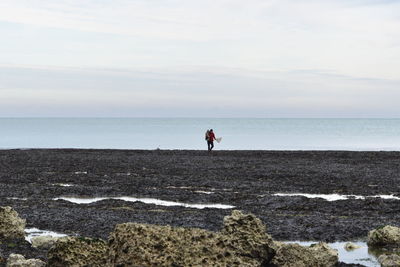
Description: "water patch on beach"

(52, 183), (74, 187)
(6, 197), (28, 201)
(166, 186), (194, 189)
(166, 186), (215, 195)
(74, 171), (87, 175)
(53, 196), (235, 209)
(194, 191), (214, 194)
(25, 228), (67, 243)
(274, 193), (400, 201)
(286, 241), (380, 267)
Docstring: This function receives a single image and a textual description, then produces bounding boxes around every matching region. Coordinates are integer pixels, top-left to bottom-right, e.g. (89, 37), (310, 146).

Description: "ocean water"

(1, 118), (400, 150)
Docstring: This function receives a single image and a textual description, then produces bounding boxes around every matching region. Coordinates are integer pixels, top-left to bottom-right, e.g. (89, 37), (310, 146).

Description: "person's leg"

(207, 141), (211, 151)
(210, 141), (214, 151)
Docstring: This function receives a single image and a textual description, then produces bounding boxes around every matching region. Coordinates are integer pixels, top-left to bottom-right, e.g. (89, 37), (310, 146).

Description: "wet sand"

(1, 149), (399, 264)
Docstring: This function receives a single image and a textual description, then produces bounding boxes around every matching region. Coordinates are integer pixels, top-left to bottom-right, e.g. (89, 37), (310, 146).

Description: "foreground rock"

(270, 242), (338, 267)
(0, 207), (26, 240)
(344, 242), (362, 251)
(220, 210), (276, 264)
(368, 225), (400, 247)
(108, 210), (276, 266)
(378, 254), (400, 267)
(31, 236), (61, 250)
(309, 242), (338, 266)
(6, 254), (45, 267)
(47, 237), (107, 267)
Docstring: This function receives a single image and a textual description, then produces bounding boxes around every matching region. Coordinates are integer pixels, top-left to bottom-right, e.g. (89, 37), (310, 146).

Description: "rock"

(0, 251), (6, 265)
(220, 210), (276, 264)
(309, 242), (338, 266)
(368, 225), (400, 247)
(344, 242), (361, 251)
(31, 235), (61, 250)
(270, 242), (338, 267)
(270, 243), (318, 267)
(47, 237), (107, 267)
(378, 254), (400, 267)
(0, 207), (26, 240)
(6, 254), (45, 267)
(107, 210), (276, 267)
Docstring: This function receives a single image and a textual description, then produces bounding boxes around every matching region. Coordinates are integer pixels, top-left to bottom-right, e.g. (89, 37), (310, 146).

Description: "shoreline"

(4, 148), (400, 152)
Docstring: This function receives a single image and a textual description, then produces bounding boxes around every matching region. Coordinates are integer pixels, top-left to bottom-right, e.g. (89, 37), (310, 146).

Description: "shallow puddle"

(52, 183), (74, 187)
(74, 171), (87, 175)
(6, 197), (27, 201)
(194, 190), (214, 194)
(53, 196), (235, 209)
(25, 228), (67, 243)
(274, 193), (400, 201)
(287, 241), (381, 267)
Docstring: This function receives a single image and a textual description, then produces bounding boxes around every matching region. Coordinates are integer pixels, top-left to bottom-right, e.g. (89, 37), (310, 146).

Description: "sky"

(1, 0), (400, 117)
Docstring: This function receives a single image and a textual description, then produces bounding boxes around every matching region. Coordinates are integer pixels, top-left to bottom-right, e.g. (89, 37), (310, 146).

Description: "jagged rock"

(6, 254), (45, 267)
(368, 225), (400, 247)
(270, 243), (318, 267)
(0, 207), (26, 240)
(0, 251), (5, 265)
(344, 242), (361, 251)
(270, 242), (338, 267)
(31, 236), (61, 250)
(107, 210), (276, 267)
(220, 210), (276, 264)
(378, 254), (400, 267)
(309, 242), (338, 266)
(47, 237), (107, 267)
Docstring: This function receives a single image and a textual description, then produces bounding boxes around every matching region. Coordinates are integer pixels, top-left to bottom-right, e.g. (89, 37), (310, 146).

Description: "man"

(207, 129), (216, 151)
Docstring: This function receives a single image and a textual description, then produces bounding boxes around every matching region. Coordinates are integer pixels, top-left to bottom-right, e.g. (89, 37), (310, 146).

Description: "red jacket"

(208, 132), (215, 142)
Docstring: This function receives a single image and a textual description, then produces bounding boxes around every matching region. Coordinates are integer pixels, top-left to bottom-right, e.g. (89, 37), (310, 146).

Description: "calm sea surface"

(1, 118), (400, 150)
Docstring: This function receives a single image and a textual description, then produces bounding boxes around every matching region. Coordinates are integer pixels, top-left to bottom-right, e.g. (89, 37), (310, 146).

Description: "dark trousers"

(207, 141), (214, 151)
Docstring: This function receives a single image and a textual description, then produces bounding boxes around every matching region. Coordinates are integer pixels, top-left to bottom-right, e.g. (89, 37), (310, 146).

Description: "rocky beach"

(1, 149), (400, 266)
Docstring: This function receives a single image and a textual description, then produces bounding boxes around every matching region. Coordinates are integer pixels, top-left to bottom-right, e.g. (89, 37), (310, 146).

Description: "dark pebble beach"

(1, 149), (399, 263)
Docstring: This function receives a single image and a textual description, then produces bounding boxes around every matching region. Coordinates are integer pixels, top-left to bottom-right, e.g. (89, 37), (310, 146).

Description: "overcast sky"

(1, 0), (400, 117)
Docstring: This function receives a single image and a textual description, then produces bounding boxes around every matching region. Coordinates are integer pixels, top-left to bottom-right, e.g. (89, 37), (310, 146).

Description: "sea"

(1, 118), (400, 150)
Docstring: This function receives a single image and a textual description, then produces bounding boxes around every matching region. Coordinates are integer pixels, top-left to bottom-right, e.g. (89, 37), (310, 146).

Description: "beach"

(0, 149), (399, 264)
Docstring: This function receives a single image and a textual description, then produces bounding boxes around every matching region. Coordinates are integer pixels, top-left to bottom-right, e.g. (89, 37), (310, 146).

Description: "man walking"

(206, 129), (216, 151)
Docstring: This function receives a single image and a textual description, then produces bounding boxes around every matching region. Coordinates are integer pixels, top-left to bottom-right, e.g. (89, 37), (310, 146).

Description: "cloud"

(1, 65), (399, 117)
(0, 1), (399, 116)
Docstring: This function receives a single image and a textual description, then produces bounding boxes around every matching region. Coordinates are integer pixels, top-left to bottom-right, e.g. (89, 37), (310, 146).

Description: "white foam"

(25, 228), (67, 243)
(53, 196), (234, 209)
(74, 171), (87, 174)
(273, 193), (400, 201)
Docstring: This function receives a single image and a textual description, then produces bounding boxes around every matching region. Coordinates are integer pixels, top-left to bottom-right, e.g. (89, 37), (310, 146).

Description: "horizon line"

(1, 117), (400, 120)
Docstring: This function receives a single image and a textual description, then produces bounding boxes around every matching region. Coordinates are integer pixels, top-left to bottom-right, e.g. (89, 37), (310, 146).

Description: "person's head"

(210, 129), (213, 132)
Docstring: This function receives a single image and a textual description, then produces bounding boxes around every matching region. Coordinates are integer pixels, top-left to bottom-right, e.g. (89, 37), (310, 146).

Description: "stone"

(344, 242), (362, 251)
(0, 251), (6, 265)
(31, 235), (61, 250)
(270, 242), (338, 267)
(0, 207), (26, 240)
(47, 237), (108, 267)
(270, 243), (318, 267)
(378, 254), (400, 267)
(309, 242), (338, 266)
(107, 210), (276, 267)
(368, 225), (400, 247)
(220, 210), (276, 264)
(6, 254), (45, 267)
